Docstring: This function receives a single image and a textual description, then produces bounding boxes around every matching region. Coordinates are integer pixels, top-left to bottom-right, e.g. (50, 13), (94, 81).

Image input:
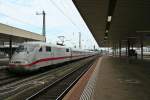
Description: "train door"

(35, 46), (52, 68)
(35, 46), (45, 68)
(52, 47), (64, 64)
(45, 46), (52, 65)
(65, 48), (71, 61)
(70, 48), (73, 60)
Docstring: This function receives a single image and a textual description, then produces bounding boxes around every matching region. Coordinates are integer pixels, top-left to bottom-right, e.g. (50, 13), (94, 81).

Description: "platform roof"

(0, 23), (44, 42)
(73, 0), (150, 47)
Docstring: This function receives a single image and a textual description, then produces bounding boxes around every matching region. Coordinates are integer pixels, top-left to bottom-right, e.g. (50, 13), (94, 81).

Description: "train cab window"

(46, 46), (51, 52)
(39, 47), (42, 52)
(16, 45), (27, 53)
(66, 48), (69, 52)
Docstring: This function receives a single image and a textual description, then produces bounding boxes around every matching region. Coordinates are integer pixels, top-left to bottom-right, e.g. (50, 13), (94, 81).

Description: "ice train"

(9, 42), (95, 71)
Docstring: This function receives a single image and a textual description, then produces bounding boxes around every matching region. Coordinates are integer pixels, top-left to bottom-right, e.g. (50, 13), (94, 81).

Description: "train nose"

(12, 52), (28, 59)
(9, 60), (31, 72)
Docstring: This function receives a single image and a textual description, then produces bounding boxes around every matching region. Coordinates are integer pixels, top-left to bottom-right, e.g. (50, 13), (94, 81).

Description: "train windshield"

(16, 45), (27, 53)
(16, 45), (36, 53)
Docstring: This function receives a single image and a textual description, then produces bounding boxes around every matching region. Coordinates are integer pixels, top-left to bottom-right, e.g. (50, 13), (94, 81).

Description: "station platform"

(63, 56), (150, 100)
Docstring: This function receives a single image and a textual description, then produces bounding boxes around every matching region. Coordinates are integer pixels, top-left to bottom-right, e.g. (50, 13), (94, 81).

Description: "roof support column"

(112, 43), (115, 57)
(131, 42), (134, 50)
(119, 40), (121, 57)
(116, 43), (118, 57)
(127, 40), (130, 57)
(2, 41), (4, 55)
(107, 47), (109, 56)
(117, 43), (119, 57)
(114, 43), (117, 57)
(125, 41), (128, 56)
(9, 38), (12, 60)
(140, 38), (143, 60)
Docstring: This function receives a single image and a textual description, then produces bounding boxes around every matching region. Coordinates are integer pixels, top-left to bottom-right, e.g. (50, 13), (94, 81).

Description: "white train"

(8, 42), (95, 72)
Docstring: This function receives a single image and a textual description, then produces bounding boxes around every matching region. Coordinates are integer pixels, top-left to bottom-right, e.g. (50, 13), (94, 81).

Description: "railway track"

(0, 58), (88, 88)
(0, 56), (97, 100)
(0, 77), (21, 86)
(0, 70), (22, 87)
(27, 57), (96, 100)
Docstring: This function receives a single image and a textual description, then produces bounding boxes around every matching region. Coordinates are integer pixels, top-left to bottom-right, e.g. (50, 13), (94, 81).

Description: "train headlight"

(21, 60), (28, 64)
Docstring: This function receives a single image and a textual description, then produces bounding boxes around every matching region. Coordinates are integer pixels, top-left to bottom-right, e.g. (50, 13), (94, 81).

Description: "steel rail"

(26, 57), (96, 100)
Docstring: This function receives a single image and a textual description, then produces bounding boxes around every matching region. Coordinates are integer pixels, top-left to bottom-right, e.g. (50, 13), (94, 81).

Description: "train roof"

(21, 41), (67, 48)
(21, 41), (93, 52)
(71, 48), (92, 53)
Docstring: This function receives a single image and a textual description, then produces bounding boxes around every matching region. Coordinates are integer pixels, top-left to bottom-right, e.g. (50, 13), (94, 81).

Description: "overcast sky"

(0, 0), (99, 49)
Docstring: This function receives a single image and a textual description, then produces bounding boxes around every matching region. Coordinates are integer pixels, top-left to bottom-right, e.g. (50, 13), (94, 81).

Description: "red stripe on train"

(9, 55), (86, 67)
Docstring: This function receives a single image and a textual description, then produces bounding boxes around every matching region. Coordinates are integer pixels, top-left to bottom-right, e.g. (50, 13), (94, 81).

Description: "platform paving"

(92, 56), (150, 100)
(63, 56), (150, 100)
(63, 58), (98, 100)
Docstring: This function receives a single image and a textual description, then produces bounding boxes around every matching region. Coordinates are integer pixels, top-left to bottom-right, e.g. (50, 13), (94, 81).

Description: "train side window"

(39, 47), (42, 52)
(46, 46), (51, 52)
(66, 48), (69, 52)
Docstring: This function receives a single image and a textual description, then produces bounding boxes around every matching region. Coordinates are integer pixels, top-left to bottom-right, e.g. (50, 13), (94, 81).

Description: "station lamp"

(107, 16), (112, 22)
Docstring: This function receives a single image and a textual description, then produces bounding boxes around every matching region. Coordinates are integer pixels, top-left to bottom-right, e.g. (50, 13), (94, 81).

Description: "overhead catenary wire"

(59, 0), (98, 48)
(0, 0), (81, 33)
(0, 12), (41, 30)
(60, 0), (85, 31)
(48, 0), (84, 47)
(0, 1), (97, 49)
(49, 1), (99, 49)
(48, 0), (82, 32)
